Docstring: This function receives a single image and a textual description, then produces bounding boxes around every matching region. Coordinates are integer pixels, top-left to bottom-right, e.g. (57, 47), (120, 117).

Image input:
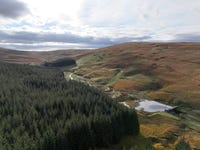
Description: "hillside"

(1, 42), (200, 149)
(72, 42), (200, 149)
(0, 47), (89, 64)
(0, 48), (43, 64)
(75, 42), (200, 105)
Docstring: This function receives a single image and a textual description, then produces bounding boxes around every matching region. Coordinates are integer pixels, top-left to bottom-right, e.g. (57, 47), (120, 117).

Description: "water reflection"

(135, 99), (173, 112)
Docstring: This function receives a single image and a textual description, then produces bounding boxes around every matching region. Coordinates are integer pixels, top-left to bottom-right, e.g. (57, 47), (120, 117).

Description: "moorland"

(0, 42), (200, 149)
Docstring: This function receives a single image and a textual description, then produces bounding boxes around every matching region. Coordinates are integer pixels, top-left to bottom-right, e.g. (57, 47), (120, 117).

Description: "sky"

(0, 0), (200, 51)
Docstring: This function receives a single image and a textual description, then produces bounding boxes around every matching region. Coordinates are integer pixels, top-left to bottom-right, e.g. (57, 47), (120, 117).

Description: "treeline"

(43, 58), (76, 67)
(0, 62), (139, 150)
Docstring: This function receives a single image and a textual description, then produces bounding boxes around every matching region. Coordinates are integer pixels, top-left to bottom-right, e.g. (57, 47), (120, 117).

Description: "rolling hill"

(1, 42), (200, 149)
(0, 47), (90, 64)
(71, 42), (200, 149)
(74, 42), (200, 105)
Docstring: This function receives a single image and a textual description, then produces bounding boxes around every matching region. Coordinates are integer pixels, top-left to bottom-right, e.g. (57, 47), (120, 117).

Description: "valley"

(64, 68), (200, 150)
(64, 42), (200, 149)
(0, 42), (200, 149)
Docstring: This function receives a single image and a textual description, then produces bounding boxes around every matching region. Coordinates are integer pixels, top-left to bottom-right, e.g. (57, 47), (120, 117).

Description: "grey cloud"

(172, 33), (200, 42)
(0, 30), (104, 44)
(0, 43), (92, 51)
(0, 0), (29, 19)
(0, 30), (151, 50)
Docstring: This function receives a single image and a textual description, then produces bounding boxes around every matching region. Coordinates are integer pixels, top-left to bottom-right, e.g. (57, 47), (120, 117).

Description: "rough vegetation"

(75, 42), (200, 104)
(173, 139), (191, 150)
(0, 42), (200, 149)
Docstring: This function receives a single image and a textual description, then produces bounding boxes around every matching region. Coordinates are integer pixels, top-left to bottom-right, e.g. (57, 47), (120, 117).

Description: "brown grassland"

(1, 42), (200, 149)
(75, 42), (200, 105)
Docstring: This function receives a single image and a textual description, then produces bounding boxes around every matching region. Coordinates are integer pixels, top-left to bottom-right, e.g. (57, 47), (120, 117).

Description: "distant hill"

(0, 47), (44, 64)
(0, 47), (89, 64)
(1, 42), (200, 104)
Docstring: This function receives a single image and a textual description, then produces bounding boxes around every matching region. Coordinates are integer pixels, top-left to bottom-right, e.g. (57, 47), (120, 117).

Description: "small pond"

(135, 99), (173, 112)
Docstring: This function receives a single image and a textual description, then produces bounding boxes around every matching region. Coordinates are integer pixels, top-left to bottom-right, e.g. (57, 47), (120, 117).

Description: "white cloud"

(21, 0), (83, 27)
(0, 0), (200, 50)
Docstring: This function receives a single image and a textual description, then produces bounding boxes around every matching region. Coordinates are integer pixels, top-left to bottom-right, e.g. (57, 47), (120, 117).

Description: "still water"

(135, 99), (173, 112)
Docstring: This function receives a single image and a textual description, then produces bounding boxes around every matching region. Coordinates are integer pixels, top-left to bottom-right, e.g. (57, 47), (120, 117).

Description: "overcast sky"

(0, 0), (200, 50)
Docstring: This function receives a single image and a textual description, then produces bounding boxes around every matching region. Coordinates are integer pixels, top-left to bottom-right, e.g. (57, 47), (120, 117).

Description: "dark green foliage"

(43, 58), (76, 67)
(0, 62), (139, 150)
(173, 139), (191, 150)
(124, 70), (141, 76)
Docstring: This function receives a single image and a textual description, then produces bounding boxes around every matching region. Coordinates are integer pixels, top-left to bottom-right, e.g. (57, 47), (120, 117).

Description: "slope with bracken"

(75, 42), (200, 105)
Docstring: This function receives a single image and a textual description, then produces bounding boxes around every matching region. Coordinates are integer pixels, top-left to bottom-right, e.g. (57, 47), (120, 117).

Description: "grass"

(149, 112), (180, 121)
(92, 77), (110, 85)
(181, 118), (200, 132)
(183, 131), (200, 149)
(129, 74), (153, 83)
(107, 69), (123, 86)
(62, 43), (200, 149)
(74, 42), (200, 104)
(112, 79), (142, 91)
(140, 123), (179, 138)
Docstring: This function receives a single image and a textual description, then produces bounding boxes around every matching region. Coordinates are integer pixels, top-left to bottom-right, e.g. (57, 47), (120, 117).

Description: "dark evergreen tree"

(0, 62), (139, 149)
